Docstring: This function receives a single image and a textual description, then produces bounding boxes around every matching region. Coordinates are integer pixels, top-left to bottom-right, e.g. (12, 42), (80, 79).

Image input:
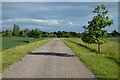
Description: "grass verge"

(68, 38), (119, 63)
(62, 38), (119, 78)
(2, 38), (51, 71)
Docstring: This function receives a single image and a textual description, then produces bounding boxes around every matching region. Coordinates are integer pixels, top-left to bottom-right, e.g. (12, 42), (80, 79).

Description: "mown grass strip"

(62, 39), (119, 78)
(2, 38), (51, 71)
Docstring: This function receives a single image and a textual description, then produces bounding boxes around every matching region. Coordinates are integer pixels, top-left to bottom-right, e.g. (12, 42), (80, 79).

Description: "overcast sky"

(2, 2), (118, 33)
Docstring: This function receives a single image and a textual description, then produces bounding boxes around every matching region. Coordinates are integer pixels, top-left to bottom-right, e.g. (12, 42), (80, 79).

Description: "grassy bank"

(67, 38), (119, 63)
(2, 38), (51, 71)
(62, 38), (119, 78)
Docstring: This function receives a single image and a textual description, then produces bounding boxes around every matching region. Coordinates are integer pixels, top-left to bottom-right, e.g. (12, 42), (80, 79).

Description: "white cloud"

(32, 7), (50, 10)
(68, 22), (73, 25)
(3, 18), (59, 25)
(32, 19), (59, 25)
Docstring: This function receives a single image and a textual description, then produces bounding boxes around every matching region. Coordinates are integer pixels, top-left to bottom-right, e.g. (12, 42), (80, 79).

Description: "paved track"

(3, 38), (95, 78)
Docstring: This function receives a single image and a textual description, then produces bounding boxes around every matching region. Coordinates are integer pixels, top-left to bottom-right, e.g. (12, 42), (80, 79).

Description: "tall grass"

(67, 38), (119, 63)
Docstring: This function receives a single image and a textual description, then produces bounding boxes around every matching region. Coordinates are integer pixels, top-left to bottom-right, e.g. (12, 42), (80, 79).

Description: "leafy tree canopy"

(82, 4), (113, 53)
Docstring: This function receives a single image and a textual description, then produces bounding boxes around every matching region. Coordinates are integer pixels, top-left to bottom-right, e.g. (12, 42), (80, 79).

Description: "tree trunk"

(98, 43), (100, 54)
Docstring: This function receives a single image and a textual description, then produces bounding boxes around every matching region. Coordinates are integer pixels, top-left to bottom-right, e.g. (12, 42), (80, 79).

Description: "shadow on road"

(29, 52), (76, 57)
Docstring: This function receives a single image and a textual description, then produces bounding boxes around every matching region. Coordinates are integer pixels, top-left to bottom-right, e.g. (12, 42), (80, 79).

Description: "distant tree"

(112, 30), (118, 37)
(34, 28), (41, 38)
(53, 32), (57, 35)
(24, 28), (29, 37)
(0, 31), (2, 34)
(20, 30), (25, 37)
(49, 33), (56, 37)
(70, 32), (77, 37)
(28, 28), (41, 38)
(82, 4), (113, 54)
(13, 24), (20, 36)
(4, 30), (13, 37)
(66, 32), (71, 38)
(61, 31), (67, 37)
(76, 33), (82, 37)
(2, 31), (5, 36)
(57, 31), (61, 38)
(51, 32), (57, 37)
(41, 32), (45, 37)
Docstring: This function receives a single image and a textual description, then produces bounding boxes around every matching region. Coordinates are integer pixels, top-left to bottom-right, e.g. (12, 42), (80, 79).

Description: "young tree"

(13, 24), (20, 36)
(82, 4), (113, 54)
(57, 31), (61, 38)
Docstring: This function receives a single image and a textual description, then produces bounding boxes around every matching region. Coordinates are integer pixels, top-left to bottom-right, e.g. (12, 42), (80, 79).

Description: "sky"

(2, 2), (118, 33)
(2, 0), (120, 2)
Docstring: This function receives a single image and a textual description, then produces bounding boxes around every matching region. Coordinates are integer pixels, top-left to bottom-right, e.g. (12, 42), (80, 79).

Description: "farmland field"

(2, 37), (46, 50)
(62, 38), (119, 78)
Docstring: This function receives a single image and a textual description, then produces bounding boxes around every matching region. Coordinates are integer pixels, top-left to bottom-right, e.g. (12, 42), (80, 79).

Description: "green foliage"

(13, 24), (20, 36)
(82, 4), (113, 53)
(28, 28), (42, 39)
(2, 30), (13, 37)
(20, 28), (30, 37)
(2, 24), (82, 38)
(62, 38), (119, 78)
(20, 30), (25, 37)
(68, 38), (119, 63)
(56, 31), (81, 38)
(34, 28), (42, 38)
(111, 30), (119, 37)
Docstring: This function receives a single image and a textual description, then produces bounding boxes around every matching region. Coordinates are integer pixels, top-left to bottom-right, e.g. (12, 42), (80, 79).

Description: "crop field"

(62, 38), (119, 78)
(2, 37), (46, 50)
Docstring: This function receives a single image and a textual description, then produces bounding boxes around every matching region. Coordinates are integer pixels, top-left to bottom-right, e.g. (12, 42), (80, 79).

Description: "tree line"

(1, 24), (82, 38)
(1, 24), (119, 39)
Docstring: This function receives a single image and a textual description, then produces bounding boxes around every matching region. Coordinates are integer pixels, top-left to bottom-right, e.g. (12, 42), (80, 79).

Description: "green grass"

(2, 38), (51, 71)
(107, 37), (119, 42)
(0, 52), (1, 72)
(67, 38), (119, 63)
(62, 38), (119, 78)
(2, 37), (46, 50)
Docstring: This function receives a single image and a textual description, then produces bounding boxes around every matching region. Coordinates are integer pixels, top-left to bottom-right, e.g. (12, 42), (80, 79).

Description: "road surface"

(3, 38), (95, 78)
